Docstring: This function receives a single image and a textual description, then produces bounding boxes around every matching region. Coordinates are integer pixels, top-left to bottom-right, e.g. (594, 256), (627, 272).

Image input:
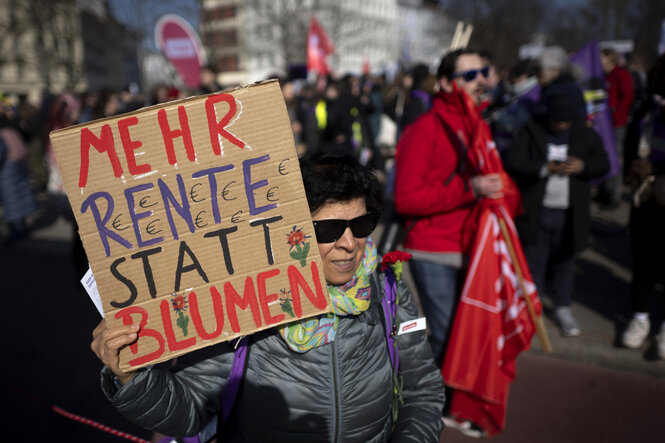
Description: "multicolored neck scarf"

(279, 237), (378, 353)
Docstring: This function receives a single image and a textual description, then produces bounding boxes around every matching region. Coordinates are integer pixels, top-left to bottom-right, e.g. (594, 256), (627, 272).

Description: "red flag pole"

(497, 216), (553, 354)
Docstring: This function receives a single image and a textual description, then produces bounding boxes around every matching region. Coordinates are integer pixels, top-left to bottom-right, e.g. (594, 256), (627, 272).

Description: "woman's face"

(313, 197), (368, 286)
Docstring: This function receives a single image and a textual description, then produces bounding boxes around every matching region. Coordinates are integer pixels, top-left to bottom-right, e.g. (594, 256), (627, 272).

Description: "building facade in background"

(0, 0), (454, 98)
(199, 0), (456, 85)
(81, 2), (139, 93)
(0, 0), (86, 97)
(0, 0), (139, 98)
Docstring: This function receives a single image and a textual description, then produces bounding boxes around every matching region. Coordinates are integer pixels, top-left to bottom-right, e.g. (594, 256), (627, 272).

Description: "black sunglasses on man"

(451, 66), (490, 82)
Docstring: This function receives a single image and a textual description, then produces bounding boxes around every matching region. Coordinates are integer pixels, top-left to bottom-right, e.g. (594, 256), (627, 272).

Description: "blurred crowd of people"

(1, 44), (665, 360)
(270, 46), (663, 363)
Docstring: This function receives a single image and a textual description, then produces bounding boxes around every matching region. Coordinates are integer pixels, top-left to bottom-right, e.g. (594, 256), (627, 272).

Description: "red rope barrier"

(1, 381), (150, 443)
(51, 406), (151, 443)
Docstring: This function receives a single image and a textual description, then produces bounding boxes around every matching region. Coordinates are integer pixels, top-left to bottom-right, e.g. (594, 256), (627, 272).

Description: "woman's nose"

(335, 227), (355, 250)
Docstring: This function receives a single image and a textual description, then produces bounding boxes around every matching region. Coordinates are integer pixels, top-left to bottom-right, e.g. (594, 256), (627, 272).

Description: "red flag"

(362, 54), (370, 76)
(307, 17), (334, 76)
(442, 205), (541, 435)
(441, 84), (541, 436)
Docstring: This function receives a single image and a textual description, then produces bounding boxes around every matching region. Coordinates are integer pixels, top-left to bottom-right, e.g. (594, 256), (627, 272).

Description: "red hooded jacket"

(394, 88), (520, 254)
(394, 91), (479, 253)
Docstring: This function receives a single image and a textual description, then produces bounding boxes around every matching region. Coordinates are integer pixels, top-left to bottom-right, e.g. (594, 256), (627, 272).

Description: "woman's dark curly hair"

(299, 152), (383, 216)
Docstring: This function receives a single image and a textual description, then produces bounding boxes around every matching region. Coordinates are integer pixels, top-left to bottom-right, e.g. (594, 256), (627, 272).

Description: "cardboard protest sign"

(50, 80), (330, 370)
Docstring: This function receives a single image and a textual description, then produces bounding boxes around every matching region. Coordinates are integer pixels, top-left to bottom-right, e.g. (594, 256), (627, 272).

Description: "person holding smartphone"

(504, 81), (610, 337)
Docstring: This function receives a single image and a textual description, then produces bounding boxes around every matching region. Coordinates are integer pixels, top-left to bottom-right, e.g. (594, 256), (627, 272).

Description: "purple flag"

(570, 40), (620, 181)
(522, 82), (541, 104)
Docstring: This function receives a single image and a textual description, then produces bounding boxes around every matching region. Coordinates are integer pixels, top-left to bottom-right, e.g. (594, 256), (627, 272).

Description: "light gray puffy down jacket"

(101, 271), (445, 442)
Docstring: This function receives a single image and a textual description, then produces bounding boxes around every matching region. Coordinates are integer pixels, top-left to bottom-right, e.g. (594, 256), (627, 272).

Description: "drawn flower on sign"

(287, 225), (311, 267)
(279, 288), (295, 317)
(171, 293), (190, 336)
(172, 294), (188, 312)
(287, 225), (310, 250)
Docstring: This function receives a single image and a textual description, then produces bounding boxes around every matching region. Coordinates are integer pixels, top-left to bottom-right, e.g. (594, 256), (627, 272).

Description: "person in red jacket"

(394, 49), (503, 365)
(599, 47), (634, 208)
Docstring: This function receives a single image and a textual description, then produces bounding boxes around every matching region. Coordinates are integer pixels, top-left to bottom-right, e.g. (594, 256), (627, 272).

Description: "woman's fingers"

(101, 323), (139, 343)
(103, 330), (138, 353)
(91, 320), (139, 383)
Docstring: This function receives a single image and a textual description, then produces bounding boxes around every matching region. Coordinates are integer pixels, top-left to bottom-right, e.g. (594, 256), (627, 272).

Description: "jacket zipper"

(332, 338), (341, 443)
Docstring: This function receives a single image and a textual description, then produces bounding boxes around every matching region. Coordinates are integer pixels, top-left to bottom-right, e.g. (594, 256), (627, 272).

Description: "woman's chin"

(323, 259), (357, 285)
(325, 269), (356, 286)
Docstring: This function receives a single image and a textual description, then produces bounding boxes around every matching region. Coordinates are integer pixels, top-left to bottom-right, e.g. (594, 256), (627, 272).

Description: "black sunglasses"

(451, 66), (490, 82)
(312, 213), (379, 243)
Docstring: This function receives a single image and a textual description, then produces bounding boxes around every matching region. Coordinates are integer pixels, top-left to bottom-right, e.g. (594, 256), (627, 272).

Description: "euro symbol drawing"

(194, 211), (208, 228)
(231, 210), (244, 223)
(146, 219), (162, 235)
(112, 214), (129, 231)
(190, 183), (204, 202)
(278, 159), (289, 175)
(222, 181), (237, 201)
(139, 195), (157, 208)
(266, 186), (279, 202)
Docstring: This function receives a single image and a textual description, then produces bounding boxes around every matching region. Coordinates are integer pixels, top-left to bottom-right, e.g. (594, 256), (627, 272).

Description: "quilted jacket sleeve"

(389, 278), (446, 442)
(100, 342), (235, 437)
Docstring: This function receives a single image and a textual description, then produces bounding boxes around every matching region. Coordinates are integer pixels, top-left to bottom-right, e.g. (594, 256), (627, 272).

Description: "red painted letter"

(205, 93), (245, 155)
(115, 306), (165, 367)
(158, 106), (195, 165)
(190, 288), (224, 340)
(287, 261), (329, 318)
(118, 116), (151, 176)
(224, 276), (261, 333)
(79, 125), (123, 188)
(257, 268), (284, 326)
(160, 300), (197, 351)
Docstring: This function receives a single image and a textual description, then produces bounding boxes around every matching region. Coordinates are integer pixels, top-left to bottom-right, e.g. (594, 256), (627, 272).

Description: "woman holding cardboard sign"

(91, 152), (445, 442)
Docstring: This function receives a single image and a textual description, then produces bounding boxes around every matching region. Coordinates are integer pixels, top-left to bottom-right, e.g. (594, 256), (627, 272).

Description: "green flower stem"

(289, 242), (310, 267)
(281, 299), (295, 317)
(176, 311), (190, 336)
(393, 262), (404, 281)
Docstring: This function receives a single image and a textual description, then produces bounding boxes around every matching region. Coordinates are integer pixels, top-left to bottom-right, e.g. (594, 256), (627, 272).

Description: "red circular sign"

(155, 14), (206, 88)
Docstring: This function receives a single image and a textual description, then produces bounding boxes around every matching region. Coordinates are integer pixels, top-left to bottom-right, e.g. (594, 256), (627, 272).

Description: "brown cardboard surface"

(50, 80), (330, 370)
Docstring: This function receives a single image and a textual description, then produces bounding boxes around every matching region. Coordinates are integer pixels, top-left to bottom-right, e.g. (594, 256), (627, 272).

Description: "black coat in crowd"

(505, 119), (610, 254)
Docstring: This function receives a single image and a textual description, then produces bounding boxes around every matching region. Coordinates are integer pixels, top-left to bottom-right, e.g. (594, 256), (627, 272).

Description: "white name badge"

(398, 317), (426, 335)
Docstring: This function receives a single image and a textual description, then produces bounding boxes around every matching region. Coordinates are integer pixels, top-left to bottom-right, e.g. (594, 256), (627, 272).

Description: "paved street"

(441, 352), (665, 443)
(437, 199), (665, 442)
(0, 216), (153, 442)
(1, 196), (664, 442)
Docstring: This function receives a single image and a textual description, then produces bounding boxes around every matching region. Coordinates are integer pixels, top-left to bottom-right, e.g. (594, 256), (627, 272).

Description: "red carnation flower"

(380, 250), (412, 281)
(380, 251), (413, 271)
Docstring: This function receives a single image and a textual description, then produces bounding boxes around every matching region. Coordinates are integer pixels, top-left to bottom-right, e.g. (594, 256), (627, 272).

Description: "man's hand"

(471, 173), (504, 199)
(548, 157), (584, 176)
(561, 156), (584, 175)
(91, 319), (139, 385)
(548, 160), (565, 175)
